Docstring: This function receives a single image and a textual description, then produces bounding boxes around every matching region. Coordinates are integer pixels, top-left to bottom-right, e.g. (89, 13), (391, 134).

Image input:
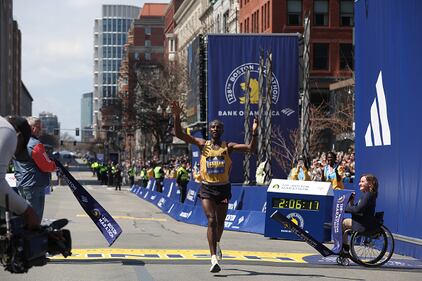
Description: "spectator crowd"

(288, 147), (356, 189)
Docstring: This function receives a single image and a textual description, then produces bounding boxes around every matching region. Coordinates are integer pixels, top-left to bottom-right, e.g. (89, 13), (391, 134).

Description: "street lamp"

(156, 104), (163, 114)
(156, 104), (172, 163)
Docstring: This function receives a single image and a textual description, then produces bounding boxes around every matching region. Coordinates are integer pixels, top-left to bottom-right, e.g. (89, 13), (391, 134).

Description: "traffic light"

(60, 140), (63, 146)
(54, 128), (59, 136)
(75, 128), (79, 136)
(73, 141), (77, 146)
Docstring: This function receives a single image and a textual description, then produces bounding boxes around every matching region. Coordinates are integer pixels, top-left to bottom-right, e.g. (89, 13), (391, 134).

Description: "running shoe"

(209, 255), (221, 273)
(216, 242), (223, 261)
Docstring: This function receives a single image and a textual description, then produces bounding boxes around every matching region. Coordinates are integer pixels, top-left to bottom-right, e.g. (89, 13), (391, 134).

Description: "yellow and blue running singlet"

(200, 141), (232, 185)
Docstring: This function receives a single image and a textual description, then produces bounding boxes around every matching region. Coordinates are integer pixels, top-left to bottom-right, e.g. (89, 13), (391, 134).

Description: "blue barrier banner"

(186, 205), (207, 226)
(243, 211), (266, 234)
(224, 210), (247, 231)
(331, 191), (353, 254)
(162, 179), (180, 202)
(184, 181), (201, 206)
(207, 35), (299, 182)
(142, 190), (150, 200)
(241, 185), (268, 212)
(177, 204), (196, 223)
(132, 180), (275, 235)
(55, 160), (122, 246)
(147, 179), (155, 190)
(224, 210), (265, 233)
(148, 191), (164, 205)
(156, 196), (175, 213)
(228, 186), (244, 210)
(167, 201), (183, 220)
(137, 186), (145, 197)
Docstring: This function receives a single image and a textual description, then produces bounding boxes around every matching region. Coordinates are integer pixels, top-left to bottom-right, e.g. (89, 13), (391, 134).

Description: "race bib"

(206, 156), (225, 174)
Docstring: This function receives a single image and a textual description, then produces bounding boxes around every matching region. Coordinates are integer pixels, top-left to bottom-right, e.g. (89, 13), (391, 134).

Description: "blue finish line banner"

(55, 160), (122, 246)
(207, 34), (299, 182)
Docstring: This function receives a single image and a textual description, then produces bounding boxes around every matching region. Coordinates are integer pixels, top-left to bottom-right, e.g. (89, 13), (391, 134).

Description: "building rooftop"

(140, 3), (168, 17)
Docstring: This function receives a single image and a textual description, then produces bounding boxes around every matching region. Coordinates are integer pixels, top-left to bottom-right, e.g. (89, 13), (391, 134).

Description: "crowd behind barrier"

(84, 149), (355, 190)
(87, 150), (356, 235)
(307, 150), (355, 183)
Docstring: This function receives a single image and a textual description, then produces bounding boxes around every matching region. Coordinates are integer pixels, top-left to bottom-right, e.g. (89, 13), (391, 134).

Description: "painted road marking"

(50, 249), (310, 263)
(76, 214), (167, 222)
(49, 249), (422, 268)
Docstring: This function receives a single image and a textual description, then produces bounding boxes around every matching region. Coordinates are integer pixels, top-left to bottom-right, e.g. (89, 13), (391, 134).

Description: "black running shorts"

(198, 183), (232, 204)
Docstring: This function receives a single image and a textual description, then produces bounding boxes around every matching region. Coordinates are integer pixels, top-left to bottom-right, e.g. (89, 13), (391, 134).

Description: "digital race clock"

(272, 198), (320, 211)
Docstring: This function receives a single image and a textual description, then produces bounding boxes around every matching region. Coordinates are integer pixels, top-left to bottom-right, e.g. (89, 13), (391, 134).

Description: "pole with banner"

(243, 69), (251, 185)
(55, 160), (122, 246)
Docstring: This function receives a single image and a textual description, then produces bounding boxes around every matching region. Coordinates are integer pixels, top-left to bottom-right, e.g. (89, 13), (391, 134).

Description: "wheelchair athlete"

(341, 174), (379, 255)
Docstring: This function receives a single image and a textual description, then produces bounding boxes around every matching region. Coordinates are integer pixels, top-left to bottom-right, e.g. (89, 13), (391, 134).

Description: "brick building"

(164, 0), (184, 66)
(118, 3), (167, 161)
(239, 0), (354, 104)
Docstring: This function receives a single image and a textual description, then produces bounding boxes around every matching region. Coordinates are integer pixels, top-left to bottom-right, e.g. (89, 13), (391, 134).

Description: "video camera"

(0, 199), (72, 273)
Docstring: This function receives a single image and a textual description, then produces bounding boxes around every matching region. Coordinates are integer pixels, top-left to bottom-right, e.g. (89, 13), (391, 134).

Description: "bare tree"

(272, 128), (300, 173)
(134, 61), (188, 154)
(272, 89), (354, 173)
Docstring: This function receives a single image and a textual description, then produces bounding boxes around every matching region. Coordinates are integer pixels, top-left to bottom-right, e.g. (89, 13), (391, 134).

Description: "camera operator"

(0, 116), (39, 229)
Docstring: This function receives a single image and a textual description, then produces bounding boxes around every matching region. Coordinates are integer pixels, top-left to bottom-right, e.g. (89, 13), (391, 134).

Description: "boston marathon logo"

(225, 63), (279, 105)
(286, 212), (305, 229)
(223, 63), (294, 117)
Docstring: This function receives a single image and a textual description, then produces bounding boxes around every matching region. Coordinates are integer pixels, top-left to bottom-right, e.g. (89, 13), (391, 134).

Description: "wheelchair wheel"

(350, 225), (394, 267)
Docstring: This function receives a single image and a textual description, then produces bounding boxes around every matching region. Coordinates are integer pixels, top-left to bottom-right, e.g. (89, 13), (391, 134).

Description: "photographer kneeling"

(1, 116), (71, 273)
(0, 116), (39, 228)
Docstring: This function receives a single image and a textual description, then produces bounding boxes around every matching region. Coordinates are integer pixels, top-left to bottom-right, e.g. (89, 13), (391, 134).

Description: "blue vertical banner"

(331, 192), (352, 254)
(355, 0), (422, 258)
(55, 160), (122, 246)
(207, 35), (299, 183)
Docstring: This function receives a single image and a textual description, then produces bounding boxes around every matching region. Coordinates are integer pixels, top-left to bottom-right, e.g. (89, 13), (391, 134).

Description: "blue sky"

(13, 0), (169, 139)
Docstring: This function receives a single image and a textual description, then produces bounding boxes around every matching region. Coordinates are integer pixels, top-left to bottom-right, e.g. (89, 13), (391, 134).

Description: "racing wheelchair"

(337, 211), (395, 267)
(270, 210), (395, 267)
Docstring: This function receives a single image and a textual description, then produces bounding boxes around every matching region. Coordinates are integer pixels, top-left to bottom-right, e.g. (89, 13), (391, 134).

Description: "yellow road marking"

(50, 248), (312, 263)
(76, 214), (167, 222)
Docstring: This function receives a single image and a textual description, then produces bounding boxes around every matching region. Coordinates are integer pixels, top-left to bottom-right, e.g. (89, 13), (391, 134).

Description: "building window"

(168, 39), (173, 52)
(314, 0), (329, 26)
(339, 43), (354, 70)
(261, 6), (264, 32)
(145, 40), (151, 47)
(145, 27), (151, 35)
(223, 10), (229, 33)
(287, 0), (302, 26)
(145, 53), (151, 61)
(340, 0), (354, 26)
(313, 43), (329, 70)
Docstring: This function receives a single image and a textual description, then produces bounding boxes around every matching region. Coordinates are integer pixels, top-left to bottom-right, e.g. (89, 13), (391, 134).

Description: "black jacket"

(345, 191), (378, 233)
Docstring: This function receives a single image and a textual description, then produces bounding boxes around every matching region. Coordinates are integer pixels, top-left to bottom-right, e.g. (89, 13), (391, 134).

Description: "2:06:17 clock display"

(272, 198), (320, 211)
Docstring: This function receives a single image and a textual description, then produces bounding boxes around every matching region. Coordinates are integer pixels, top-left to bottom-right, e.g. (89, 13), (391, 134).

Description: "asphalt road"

(1, 161), (422, 281)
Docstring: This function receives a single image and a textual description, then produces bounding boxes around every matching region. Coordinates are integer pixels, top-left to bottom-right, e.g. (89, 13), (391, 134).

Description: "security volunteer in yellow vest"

(172, 101), (258, 273)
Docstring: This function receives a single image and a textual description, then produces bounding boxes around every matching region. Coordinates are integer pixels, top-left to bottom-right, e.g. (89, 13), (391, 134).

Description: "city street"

(1, 161), (421, 281)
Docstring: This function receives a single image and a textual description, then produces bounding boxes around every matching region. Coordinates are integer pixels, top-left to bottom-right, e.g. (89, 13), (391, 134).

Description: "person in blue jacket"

(342, 174), (378, 253)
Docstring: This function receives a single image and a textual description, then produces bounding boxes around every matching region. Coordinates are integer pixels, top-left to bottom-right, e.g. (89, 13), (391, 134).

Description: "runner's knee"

(207, 215), (217, 228)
